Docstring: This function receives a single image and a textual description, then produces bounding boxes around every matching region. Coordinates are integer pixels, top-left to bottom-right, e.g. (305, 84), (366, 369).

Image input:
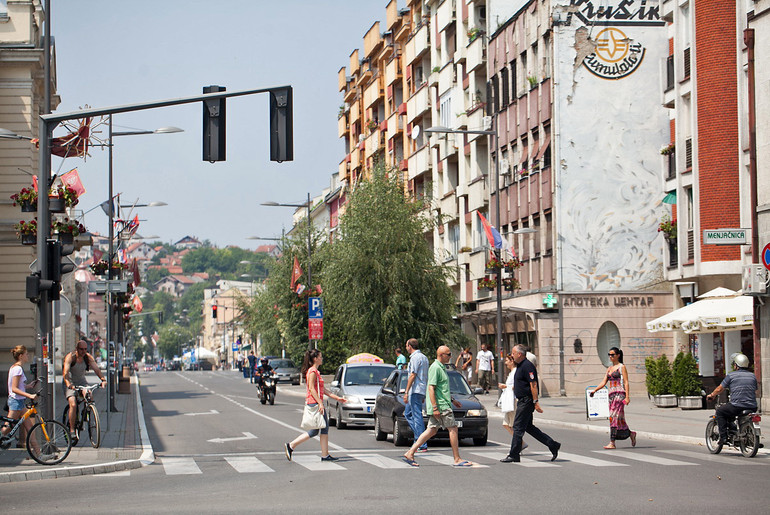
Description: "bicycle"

(1, 391), (72, 465)
(61, 384), (102, 448)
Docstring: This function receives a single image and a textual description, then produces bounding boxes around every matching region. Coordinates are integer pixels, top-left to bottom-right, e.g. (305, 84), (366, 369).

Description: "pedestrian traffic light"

(46, 239), (75, 301)
(203, 85), (226, 162)
(212, 305), (218, 318)
(269, 87), (293, 162)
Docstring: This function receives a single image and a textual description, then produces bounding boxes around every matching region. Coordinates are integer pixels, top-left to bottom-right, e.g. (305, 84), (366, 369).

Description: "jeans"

(404, 393), (426, 449)
(508, 397), (559, 458)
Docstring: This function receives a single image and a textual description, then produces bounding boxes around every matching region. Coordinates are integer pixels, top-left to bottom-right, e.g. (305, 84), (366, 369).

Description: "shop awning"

(646, 288), (753, 334)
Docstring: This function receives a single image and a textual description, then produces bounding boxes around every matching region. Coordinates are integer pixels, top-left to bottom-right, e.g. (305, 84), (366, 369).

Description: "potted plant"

(49, 185), (79, 213)
(14, 219), (37, 245)
(527, 75), (539, 89)
(519, 167), (529, 179)
(367, 119), (379, 134)
(660, 143), (675, 156)
(477, 277), (497, 291)
(652, 354), (677, 407)
(644, 356), (658, 401)
(485, 256), (503, 274)
(672, 352), (702, 409)
(90, 260), (109, 276)
(10, 186), (38, 212)
(503, 257), (522, 273)
(467, 27), (482, 43)
(459, 246), (472, 253)
(502, 277), (519, 291)
(658, 214), (677, 240)
(52, 217), (86, 245)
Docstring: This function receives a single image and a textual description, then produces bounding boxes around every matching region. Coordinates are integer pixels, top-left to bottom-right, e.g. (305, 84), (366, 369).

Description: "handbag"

(300, 371), (326, 430)
(499, 387), (516, 413)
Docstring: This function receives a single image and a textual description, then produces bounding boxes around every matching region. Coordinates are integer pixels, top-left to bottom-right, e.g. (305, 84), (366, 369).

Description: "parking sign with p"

(309, 297), (323, 319)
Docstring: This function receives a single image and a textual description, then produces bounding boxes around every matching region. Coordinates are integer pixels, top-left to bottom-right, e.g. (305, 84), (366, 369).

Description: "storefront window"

(597, 321), (621, 367)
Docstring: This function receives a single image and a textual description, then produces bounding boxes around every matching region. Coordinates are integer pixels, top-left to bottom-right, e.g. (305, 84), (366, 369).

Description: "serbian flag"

(290, 256), (303, 292)
(477, 211), (507, 250)
(32, 175), (39, 192)
(127, 215), (140, 238)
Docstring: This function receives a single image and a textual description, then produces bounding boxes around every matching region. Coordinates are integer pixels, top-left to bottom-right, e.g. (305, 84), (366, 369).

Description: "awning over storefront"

(646, 288), (753, 334)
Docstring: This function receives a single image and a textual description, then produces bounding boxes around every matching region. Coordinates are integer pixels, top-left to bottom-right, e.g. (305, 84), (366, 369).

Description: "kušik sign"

(702, 229), (748, 245)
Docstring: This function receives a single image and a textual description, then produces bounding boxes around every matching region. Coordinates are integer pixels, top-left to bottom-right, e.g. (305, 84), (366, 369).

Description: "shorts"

(427, 409), (456, 430)
(502, 411), (516, 427)
(63, 382), (87, 399)
(7, 397), (26, 411)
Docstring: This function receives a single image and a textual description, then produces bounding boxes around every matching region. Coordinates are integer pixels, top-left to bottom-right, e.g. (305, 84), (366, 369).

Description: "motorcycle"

(256, 373), (277, 405)
(705, 406), (762, 457)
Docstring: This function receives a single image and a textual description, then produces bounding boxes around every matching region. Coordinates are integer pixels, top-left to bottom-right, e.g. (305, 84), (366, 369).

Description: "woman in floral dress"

(590, 347), (637, 449)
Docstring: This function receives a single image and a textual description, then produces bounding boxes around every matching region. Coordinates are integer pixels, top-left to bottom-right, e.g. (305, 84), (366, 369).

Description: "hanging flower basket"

(52, 217), (86, 237)
(14, 219), (37, 245)
(485, 257), (503, 274)
(503, 257), (522, 273)
(11, 187), (38, 212)
(502, 278), (520, 292)
(57, 232), (74, 245)
(477, 277), (497, 291)
(90, 260), (109, 275)
(21, 233), (36, 245)
(49, 196), (65, 213)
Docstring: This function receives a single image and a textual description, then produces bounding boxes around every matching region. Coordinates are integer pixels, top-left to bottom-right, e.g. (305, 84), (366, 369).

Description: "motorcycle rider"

(254, 357), (274, 391)
(706, 353), (758, 445)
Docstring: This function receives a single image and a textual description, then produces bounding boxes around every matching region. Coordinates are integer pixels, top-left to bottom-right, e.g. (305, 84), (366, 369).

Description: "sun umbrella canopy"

(346, 353), (384, 364)
(646, 293), (753, 334)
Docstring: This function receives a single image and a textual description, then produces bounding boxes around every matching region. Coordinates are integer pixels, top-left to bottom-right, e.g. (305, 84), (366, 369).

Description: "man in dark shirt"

(707, 353), (758, 444)
(500, 344), (561, 463)
(247, 351), (258, 384)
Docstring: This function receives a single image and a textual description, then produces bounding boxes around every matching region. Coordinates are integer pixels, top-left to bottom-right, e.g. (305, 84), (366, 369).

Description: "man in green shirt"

(401, 345), (473, 467)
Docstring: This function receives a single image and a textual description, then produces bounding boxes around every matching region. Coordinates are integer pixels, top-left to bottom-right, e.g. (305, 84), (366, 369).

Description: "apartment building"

(0, 1), (59, 384)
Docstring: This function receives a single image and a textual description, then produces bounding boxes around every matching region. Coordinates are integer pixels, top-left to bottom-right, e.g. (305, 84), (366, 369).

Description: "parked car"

(373, 367), (488, 446)
(326, 362), (395, 428)
(267, 358), (301, 385)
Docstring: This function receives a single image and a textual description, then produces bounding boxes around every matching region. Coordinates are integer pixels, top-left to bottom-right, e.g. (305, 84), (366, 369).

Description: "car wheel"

(473, 430), (488, 446)
(374, 414), (387, 441)
(393, 418), (409, 446)
(337, 405), (347, 429)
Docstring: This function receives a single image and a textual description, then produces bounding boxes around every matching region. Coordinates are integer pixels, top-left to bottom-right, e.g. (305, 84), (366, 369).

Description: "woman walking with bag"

(498, 354), (526, 449)
(589, 347), (636, 449)
(284, 349), (347, 462)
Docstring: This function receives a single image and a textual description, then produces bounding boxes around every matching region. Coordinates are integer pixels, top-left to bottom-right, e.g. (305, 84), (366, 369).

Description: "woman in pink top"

(284, 349), (347, 462)
(2, 346), (38, 445)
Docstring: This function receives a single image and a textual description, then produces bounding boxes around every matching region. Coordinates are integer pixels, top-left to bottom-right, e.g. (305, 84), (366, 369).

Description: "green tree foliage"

(321, 165), (469, 361)
(157, 325), (196, 360)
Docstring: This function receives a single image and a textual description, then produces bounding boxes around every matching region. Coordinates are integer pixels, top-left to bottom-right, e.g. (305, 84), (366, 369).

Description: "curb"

(0, 374), (155, 483)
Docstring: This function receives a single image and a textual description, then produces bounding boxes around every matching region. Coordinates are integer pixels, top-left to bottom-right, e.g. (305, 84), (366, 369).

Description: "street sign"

(309, 318), (323, 340)
(53, 295), (72, 328)
(762, 243), (770, 272)
(309, 297), (323, 319)
(702, 228), (748, 245)
(88, 280), (130, 293)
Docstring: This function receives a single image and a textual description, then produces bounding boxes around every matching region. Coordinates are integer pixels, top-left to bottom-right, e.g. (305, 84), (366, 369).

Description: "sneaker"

(320, 454), (339, 462)
(284, 443), (293, 461)
(38, 453), (57, 462)
(69, 432), (78, 445)
(415, 447), (428, 453)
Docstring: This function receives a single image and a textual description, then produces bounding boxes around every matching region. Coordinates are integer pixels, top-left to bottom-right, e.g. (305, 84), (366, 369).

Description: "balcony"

(339, 159), (349, 181)
(437, 0), (456, 31)
(406, 84), (430, 124)
(350, 101), (361, 124)
(385, 57), (401, 86)
(364, 77), (383, 109)
(338, 115), (348, 138)
(440, 192), (459, 220)
(365, 129), (384, 159)
(467, 175), (488, 212)
(408, 145), (431, 180)
(667, 238), (678, 268)
(350, 148), (361, 171)
(338, 68), (347, 92)
(386, 111), (402, 142)
(466, 35), (485, 72)
(466, 107), (486, 142)
(364, 21), (382, 59)
(405, 23), (429, 66)
(438, 62), (455, 96)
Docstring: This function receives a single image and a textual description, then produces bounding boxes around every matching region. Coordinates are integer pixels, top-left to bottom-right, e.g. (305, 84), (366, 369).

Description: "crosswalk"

(98, 448), (768, 477)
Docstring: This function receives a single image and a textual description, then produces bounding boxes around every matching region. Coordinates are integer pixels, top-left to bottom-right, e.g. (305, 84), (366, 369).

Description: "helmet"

(733, 353), (749, 369)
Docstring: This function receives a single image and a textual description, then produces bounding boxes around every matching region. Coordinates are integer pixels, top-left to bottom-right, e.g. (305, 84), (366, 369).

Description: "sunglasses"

(608, 353), (617, 356)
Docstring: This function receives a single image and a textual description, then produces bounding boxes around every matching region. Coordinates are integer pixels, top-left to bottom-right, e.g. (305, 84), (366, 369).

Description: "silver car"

(326, 363), (395, 428)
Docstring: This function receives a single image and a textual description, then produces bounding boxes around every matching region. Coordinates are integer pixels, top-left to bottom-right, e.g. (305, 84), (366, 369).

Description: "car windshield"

(344, 366), (393, 386)
(396, 370), (472, 395)
(270, 360), (295, 369)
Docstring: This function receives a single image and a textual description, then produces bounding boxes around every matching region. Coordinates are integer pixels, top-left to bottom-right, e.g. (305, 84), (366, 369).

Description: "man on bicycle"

(706, 353), (758, 445)
(254, 357), (274, 390)
(62, 341), (106, 441)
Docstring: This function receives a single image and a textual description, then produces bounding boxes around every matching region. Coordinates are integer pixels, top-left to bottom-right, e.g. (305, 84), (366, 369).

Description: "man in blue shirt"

(707, 353), (758, 444)
(395, 347), (407, 369)
(402, 338), (429, 452)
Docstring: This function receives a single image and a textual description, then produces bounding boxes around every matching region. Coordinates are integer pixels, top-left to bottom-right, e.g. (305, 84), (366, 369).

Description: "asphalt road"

(6, 370), (770, 514)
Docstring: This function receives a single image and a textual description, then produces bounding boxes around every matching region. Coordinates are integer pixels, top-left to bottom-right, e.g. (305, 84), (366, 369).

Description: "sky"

(52, 1), (388, 249)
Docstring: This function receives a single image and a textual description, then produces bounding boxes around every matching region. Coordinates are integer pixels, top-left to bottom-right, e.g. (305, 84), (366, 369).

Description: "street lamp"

(262, 193), (314, 350)
(426, 125), (504, 383)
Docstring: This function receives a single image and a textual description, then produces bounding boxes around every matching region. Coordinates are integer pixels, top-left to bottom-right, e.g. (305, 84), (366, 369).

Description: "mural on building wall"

(555, 1), (668, 291)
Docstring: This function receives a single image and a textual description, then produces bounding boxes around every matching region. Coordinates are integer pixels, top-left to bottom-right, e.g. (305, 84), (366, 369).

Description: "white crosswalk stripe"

(224, 456), (274, 473)
(470, 451), (558, 467)
(528, 450), (627, 467)
(593, 450), (696, 466)
(161, 457), (202, 475)
(350, 453), (415, 469)
(292, 454), (347, 471)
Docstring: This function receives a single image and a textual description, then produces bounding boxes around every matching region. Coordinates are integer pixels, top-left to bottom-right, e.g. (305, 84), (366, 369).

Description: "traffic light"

(269, 87), (293, 162)
(212, 305), (218, 318)
(46, 239), (75, 301)
(203, 85), (226, 162)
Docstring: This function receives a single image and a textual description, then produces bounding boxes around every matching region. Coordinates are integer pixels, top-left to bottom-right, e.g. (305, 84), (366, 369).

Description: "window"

(449, 223), (460, 256)
(501, 68), (509, 107)
(440, 92), (452, 128)
(510, 60), (517, 97)
(597, 321), (621, 367)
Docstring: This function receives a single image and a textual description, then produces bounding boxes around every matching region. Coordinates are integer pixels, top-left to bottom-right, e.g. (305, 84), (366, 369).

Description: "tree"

(321, 164), (469, 360)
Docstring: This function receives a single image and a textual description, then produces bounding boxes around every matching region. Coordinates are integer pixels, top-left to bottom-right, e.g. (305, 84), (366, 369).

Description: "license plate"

(456, 420), (463, 428)
(366, 406), (372, 413)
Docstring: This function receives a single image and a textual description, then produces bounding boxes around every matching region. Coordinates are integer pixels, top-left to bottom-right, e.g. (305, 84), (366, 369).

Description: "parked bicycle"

(1, 390), (72, 465)
(61, 384), (102, 448)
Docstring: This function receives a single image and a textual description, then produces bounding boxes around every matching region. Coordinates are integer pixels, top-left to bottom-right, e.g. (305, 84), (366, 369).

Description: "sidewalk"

(0, 374), (153, 483)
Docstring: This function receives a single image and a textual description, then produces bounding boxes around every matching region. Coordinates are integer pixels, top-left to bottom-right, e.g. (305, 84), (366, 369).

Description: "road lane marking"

(657, 449), (768, 465)
(349, 453), (415, 469)
(225, 456), (274, 473)
(292, 454), (346, 471)
(470, 451), (555, 467)
(185, 409), (219, 416)
(161, 457), (202, 475)
(593, 450), (696, 465)
(528, 451), (627, 467)
(207, 432), (258, 443)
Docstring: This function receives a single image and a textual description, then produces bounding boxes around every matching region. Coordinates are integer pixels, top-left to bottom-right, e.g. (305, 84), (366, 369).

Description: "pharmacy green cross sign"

(543, 294), (557, 308)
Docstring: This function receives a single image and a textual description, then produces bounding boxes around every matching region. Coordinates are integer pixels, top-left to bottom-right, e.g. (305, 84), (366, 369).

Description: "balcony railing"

(685, 138), (693, 170)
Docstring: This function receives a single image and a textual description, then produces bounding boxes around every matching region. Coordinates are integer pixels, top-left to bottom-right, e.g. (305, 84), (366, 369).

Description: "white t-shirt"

(477, 350), (494, 371)
(8, 364), (26, 400)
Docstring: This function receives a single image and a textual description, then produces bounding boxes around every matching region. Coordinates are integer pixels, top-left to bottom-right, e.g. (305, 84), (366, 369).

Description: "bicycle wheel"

(26, 419), (72, 465)
(87, 403), (101, 448)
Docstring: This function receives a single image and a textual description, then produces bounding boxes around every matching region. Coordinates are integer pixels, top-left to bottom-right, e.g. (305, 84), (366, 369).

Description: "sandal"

(630, 432), (637, 447)
(401, 456), (419, 467)
(603, 444), (616, 449)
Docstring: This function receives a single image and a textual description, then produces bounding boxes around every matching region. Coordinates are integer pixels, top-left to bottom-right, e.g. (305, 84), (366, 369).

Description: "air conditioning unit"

(742, 264), (768, 295)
